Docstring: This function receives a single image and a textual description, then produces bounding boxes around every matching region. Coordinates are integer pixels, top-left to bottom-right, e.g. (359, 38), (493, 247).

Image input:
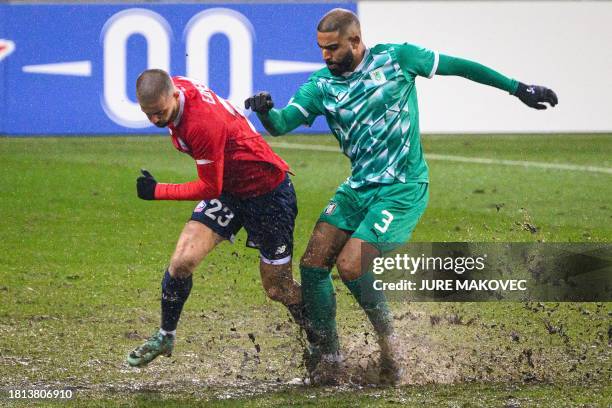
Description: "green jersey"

(289, 43), (438, 188)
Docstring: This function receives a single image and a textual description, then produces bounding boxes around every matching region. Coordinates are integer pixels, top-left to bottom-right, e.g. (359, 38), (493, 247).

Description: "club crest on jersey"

(369, 68), (386, 85)
(324, 202), (337, 215)
(0, 39), (15, 62)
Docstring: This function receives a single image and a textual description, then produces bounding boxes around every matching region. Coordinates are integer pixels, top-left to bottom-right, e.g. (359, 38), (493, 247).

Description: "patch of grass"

(0, 134), (610, 405)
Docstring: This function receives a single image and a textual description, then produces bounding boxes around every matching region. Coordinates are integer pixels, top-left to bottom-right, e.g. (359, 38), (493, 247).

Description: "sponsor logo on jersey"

(0, 39), (15, 62)
(324, 202), (337, 215)
(370, 68), (386, 85)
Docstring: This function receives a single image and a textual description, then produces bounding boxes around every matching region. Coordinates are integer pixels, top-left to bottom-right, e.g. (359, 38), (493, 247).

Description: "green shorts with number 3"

(318, 181), (429, 249)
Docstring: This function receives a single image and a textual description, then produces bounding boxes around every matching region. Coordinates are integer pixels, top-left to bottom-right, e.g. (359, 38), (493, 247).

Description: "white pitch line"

(268, 142), (612, 175)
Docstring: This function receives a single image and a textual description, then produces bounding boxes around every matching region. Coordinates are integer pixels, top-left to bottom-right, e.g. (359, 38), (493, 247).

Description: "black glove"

(514, 82), (558, 110)
(244, 92), (274, 114)
(137, 169), (157, 200)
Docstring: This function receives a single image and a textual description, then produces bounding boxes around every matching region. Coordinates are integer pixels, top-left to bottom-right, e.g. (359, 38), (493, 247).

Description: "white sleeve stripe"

(196, 159), (214, 165)
(261, 254), (292, 265)
(428, 51), (439, 79)
(288, 102), (309, 118)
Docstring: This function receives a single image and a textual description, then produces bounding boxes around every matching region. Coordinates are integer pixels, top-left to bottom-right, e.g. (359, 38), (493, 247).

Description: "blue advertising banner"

(0, 2), (355, 135)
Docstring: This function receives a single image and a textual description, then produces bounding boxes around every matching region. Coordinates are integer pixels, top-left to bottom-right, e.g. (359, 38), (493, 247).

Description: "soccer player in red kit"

(127, 69), (311, 367)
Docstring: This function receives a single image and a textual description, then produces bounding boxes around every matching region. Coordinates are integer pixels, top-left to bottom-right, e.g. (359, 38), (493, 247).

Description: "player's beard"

(326, 50), (354, 76)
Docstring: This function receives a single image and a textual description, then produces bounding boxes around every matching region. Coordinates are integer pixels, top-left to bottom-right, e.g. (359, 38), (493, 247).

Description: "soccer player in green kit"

(245, 8), (557, 385)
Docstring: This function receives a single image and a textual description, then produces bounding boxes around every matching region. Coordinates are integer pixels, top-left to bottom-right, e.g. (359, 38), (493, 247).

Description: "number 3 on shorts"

(374, 210), (394, 233)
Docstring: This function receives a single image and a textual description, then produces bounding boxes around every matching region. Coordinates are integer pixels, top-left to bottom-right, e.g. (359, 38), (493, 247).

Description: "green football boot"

(126, 330), (174, 367)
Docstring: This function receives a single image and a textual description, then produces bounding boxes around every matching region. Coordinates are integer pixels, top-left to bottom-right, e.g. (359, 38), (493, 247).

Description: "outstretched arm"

(245, 92), (306, 136)
(436, 54), (558, 109)
(436, 54), (518, 93)
(245, 81), (324, 136)
(260, 107), (306, 136)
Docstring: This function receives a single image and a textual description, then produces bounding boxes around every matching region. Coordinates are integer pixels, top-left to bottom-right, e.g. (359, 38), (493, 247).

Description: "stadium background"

(1, 0), (611, 135)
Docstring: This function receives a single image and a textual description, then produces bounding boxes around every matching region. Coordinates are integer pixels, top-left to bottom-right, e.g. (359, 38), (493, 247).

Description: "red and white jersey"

(155, 76), (289, 200)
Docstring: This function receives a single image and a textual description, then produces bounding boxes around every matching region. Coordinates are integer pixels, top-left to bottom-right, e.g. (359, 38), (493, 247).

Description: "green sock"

(300, 265), (339, 354)
(344, 271), (394, 336)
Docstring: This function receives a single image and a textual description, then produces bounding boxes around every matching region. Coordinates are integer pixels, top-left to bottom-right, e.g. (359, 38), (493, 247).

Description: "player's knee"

(299, 254), (314, 268)
(264, 285), (284, 303)
(335, 256), (361, 281)
(169, 257), (196, 279)
(169, 240), (204, 279)
(300, 252), (333, 270)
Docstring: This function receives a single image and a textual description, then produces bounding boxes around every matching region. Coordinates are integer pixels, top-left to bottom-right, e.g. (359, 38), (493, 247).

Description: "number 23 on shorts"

(203, 199), (234, 227)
